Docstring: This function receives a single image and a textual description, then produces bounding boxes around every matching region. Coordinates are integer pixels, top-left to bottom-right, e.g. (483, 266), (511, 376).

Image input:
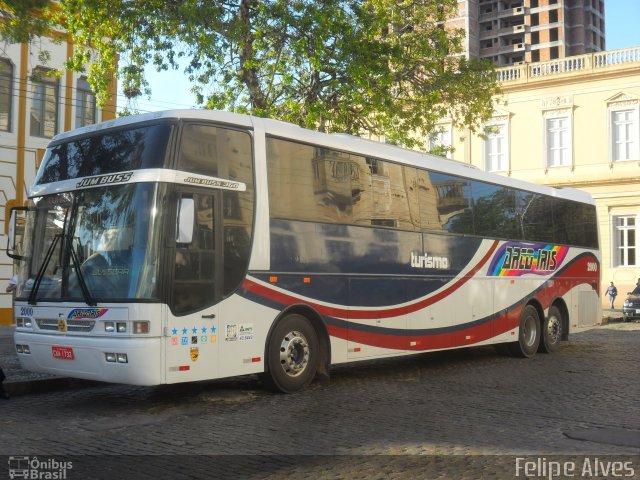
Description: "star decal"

(172, 328), (178, 336)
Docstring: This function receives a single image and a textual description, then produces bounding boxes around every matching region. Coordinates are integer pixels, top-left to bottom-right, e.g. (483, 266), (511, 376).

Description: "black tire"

(508, 305), (541, 358)
(539, 305), (563, 353)
(261, 314), (319, 393)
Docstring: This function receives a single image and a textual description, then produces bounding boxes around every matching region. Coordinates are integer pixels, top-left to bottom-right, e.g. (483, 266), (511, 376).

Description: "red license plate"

(52, 346), (75, 360)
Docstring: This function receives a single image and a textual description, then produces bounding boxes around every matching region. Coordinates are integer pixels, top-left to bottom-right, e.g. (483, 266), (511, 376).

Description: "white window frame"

(609, 104), (639, 162)
(612, 213), (639, 267)
(483, 120), (509, 172)
(543, 109), (573, 168)
(427, 124), (452, 158)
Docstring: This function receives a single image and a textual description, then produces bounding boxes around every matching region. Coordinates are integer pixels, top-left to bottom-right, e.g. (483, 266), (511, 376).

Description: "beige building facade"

(438, 46), (640, 308)
(0, 36), (117, 326)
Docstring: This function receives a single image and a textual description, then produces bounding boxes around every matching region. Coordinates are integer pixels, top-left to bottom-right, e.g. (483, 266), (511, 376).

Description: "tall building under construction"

(449, 0), (606, 66)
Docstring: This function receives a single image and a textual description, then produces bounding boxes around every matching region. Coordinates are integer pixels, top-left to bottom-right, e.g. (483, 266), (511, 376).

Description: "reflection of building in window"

(311, 148), (352, 213)
(0, 58), (12, 132)
(435, 180), (469, 214)
(75, 77), (96, 128)
(30, 68), (59, 138)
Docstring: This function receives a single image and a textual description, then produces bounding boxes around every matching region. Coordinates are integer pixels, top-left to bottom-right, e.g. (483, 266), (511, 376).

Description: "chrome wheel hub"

(279, 330), (310, 378)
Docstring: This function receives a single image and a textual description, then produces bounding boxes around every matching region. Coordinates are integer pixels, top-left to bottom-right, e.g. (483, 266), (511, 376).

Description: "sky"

(117, 0), (640, 114)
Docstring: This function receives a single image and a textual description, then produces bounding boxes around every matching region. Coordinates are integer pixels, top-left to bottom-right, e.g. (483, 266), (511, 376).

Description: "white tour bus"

(8, 110), (601, 392)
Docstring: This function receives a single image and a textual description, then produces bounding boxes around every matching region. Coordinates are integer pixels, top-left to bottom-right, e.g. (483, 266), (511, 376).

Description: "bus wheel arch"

(260, 305), (330, 393)
(508, 301), (542, 358)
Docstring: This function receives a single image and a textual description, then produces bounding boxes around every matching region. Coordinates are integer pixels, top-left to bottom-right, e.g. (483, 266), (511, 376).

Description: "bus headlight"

(16, 318), (33, 329)
(105, 322), (115, 333)
(116, 322), (127, 333)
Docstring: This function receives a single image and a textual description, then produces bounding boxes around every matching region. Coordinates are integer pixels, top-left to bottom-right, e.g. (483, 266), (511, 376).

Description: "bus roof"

(50, 109), (595, 205)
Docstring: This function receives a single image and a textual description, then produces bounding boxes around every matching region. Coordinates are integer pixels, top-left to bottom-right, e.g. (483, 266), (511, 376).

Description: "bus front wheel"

(262, 314), (319, 393)
(508, 305), (541, 358)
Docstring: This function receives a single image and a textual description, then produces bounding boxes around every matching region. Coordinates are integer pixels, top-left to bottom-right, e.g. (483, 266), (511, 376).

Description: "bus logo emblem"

(58, 319), (67, 332)
(190, 347), (199, 362)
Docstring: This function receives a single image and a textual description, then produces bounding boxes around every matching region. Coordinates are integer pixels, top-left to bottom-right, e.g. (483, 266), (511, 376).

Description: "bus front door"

(165, 191), (223, 383)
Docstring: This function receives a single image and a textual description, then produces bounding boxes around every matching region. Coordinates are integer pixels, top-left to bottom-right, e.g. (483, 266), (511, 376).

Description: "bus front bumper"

(13, 331), (163, 386)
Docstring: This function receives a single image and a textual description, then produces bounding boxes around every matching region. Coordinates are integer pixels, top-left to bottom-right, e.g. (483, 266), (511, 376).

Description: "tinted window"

(267, 137), (353, 224)
(517, 192), (555, 243)
(36, 123), (173, 184)
(179, 124), (253, 181)
(471, 181), (518, 239)
(420, 171), (473, 234)
(553, 198), (598, 248)
(351, 156), (416, 230)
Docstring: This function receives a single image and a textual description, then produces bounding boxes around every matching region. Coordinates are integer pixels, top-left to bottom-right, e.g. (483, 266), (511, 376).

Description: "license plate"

(52, 346), (75, 360)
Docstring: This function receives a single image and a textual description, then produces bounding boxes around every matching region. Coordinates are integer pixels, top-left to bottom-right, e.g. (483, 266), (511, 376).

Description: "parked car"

(622, 286), (640, 322)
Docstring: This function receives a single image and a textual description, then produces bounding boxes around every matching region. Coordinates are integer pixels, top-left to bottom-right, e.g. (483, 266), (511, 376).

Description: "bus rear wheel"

(508, 305), (541, 358)
(262, 314), (319, 393)
(539, 305), (562, 353)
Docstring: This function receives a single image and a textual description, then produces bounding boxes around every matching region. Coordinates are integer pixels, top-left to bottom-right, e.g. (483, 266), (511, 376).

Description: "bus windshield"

(16, 183), (167, 303)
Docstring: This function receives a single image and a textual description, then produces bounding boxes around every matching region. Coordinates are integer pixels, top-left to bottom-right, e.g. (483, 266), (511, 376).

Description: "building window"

(545, 116), (572, 167)
(614, 215), (637, 267)
(610, 108), (639, 162)
(0, 59), (12, 132)
(484, 122), (509, 172)
(75, 77), (96, 128)
(30, 68), (59, 138)
(427, 125), (452, 158)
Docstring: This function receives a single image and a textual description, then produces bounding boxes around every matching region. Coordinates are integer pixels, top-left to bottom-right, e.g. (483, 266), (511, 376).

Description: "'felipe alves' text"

(502, 246), (557, 272)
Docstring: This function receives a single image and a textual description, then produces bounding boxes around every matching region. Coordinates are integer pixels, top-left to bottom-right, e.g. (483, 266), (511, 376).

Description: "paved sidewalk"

(0, 309), (634, 398)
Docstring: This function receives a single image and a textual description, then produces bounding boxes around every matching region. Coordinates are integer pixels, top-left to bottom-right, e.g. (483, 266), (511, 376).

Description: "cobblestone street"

(1, 325), (639, 479)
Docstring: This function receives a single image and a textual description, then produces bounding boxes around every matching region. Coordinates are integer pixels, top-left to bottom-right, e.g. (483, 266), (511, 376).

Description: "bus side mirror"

(176, 198), (195, 244)
(6, 206), (27, 261)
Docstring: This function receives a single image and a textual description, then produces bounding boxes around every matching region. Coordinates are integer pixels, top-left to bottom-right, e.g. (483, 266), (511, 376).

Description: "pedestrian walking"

(606, 281), (618, 309)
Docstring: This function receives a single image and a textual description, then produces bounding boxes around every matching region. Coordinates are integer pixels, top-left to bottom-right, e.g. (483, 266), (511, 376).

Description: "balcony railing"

(496, 46), (640, 83)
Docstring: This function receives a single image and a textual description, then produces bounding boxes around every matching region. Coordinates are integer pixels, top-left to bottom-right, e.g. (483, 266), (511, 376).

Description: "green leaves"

(2, 0), (498, 148)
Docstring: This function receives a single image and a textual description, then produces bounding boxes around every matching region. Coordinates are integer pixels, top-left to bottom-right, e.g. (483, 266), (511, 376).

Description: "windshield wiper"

(28, 234), (61, 305)
(65, 237), (96, 306)
(64, 199), (96, 307)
